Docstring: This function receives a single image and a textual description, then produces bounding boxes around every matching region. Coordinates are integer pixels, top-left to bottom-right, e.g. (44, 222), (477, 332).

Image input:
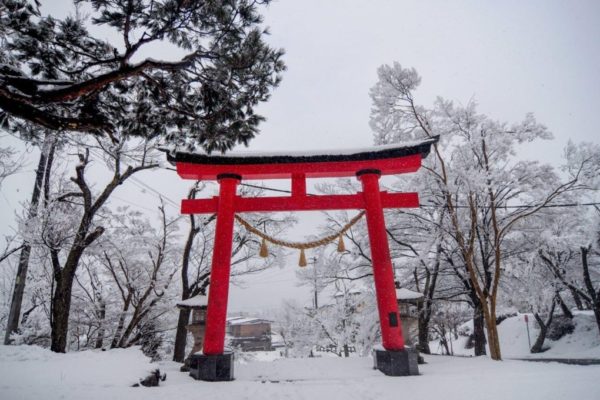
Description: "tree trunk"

(50, 274), (74, 352)
(486, 319), (501, 360)
(417, 311), (431, 354)
(531, 314), (551, 353)
(50, 221), (104, 353)
(555, 292), (573, 319)
(569, 288), (585, 310)
(111, 294), (133, 348)
(592, 306), (600, 338)
(481, 300), (502, 360)
(476, 289), (502, 360)
(4, 133), (54, 344)
(111, 306), (129, 348)
(439, 330), (450, 355)
(94, 298), (106, 349)
(117, 310), (141, 348)
(173, 308), (191, 362)
(531, 296), (557, 353)
(472, 302), (487, 356)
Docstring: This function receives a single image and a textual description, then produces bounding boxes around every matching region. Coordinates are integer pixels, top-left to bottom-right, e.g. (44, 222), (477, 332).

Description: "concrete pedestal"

(188, 351), (234, 381)
(373, 347), (419, 376)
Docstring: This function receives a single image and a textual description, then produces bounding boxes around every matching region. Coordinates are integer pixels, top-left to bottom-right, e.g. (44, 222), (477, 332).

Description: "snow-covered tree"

(369, 62), (583, 360)
(294, 246), (328, 310)
(322, 288), (376, 357)
(94, 203), (179, 351)
(0, 0), (285, 151)
(274, 299), (322, 357)
(533, 208), (600, 335)
(429, 301), (470, 355)
(4, 131), (59, 345)
(508, 142), (600, 338)
(12, 136), (160, 352)
(563, 140), (600, 193)
(0, 134), (21, 189)
(285, 214), (384, 356)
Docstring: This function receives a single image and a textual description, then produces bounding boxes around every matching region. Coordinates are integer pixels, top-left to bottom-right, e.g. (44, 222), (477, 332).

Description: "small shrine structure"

(175, 295), (207, 372)
(167, 137), (437, 380)
(395, 287), (425, 347)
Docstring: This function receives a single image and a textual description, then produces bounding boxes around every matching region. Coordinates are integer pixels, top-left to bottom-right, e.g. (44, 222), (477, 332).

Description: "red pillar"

(202, 174), (240, 355)
(357, 170), (405, 351)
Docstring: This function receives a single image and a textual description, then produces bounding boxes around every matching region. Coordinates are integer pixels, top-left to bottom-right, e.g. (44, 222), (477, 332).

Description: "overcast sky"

(2, 0), (600, 314)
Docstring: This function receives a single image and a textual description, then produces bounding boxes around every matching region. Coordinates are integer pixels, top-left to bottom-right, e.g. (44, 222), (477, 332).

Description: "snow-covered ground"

(1, 312), (598, 400)
(432, 311), (600, 359)
(1, 344), (599, 400)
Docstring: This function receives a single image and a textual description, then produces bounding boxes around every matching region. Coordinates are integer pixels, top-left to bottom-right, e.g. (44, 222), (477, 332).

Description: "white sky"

(1, 0), (599, 314)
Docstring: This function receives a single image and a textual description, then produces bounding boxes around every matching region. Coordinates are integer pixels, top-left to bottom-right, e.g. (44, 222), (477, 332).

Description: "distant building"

(226, 317), (273, 351)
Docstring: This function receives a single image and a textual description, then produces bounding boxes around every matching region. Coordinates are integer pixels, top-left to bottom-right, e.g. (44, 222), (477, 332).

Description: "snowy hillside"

(431, 311), (600, 359)
(1, 344), (599, 400)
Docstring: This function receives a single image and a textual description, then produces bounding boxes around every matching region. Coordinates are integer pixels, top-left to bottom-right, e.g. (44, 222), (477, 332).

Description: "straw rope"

(235, 211), (366, 266)
(235, 211), (365, 250)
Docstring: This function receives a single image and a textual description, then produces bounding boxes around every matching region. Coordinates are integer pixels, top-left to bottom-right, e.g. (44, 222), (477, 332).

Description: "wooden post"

(202, 174), (240, 355)
(357, 170), (405, 351)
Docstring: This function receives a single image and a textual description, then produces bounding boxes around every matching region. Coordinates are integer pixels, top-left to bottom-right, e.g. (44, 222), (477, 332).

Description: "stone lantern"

(395, 286), (424, 347)
(176, 294), (207, 371)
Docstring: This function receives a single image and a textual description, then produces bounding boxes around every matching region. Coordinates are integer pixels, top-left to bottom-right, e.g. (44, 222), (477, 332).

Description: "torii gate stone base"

(167, 138), (436, 381)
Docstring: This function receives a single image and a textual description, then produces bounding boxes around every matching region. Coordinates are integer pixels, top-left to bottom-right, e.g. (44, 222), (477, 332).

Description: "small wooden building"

(227, 317), (273, 351)
(176, 294), (208, 370)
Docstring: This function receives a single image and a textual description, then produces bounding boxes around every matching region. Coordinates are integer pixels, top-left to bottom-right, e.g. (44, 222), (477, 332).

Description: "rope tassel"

(259, 238), (269, 258)
(234, 211), (365, 268)
(337, 234), (346, 252)
(298, 249), (307, 267)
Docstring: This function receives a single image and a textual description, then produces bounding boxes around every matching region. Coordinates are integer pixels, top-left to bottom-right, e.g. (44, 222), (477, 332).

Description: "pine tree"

(0, 0), (285, 152)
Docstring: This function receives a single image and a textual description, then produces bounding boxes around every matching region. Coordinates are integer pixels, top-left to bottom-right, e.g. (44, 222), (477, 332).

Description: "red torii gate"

(168, 137), (436, 380)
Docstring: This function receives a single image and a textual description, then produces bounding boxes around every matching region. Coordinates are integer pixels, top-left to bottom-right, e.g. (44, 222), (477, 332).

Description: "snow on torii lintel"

(175, 295), (208, 309)
(165, 136), (439, 166)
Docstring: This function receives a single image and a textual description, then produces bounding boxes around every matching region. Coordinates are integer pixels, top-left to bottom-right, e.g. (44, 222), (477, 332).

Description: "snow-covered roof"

(176, 295), (208, 309)
(227, 317), (272, 326)
(395, 288), (424, 301)
(165, 136), (438, 165)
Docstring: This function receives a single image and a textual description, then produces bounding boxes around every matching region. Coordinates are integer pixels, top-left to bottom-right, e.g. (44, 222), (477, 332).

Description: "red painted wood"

(358, 172), (405, 351)
(176, 154), (421, 180)
(291, 173), (306, 197)
(181, 192), (419, 214)
(202, 176), (239, 355)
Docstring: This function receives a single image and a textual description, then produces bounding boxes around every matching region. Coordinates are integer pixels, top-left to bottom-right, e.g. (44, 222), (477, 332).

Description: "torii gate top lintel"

(168, 137), (437, 181)
(168, 138), (437, 214)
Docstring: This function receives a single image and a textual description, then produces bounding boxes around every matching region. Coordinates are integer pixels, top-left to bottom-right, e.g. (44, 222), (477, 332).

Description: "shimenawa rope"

(235, 211), (365, 267)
